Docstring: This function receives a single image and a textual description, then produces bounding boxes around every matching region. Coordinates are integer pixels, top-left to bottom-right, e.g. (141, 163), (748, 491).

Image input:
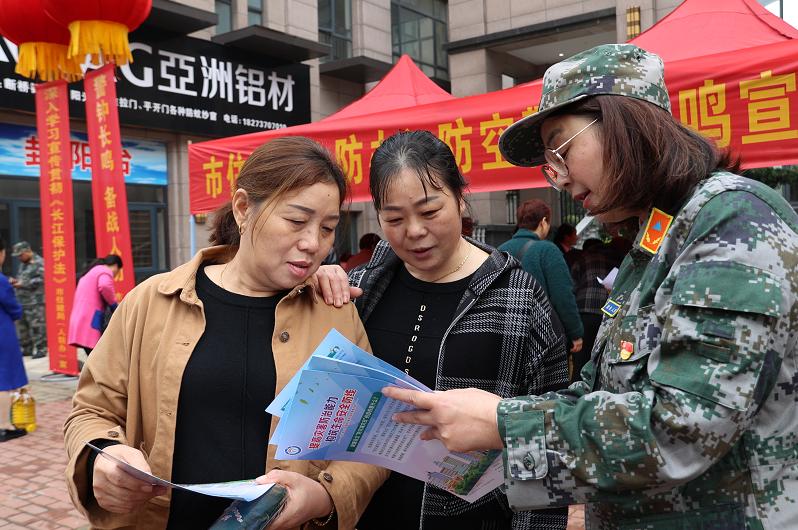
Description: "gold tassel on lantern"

(67, 20), (133, 65)
(15, 41), (83, 82)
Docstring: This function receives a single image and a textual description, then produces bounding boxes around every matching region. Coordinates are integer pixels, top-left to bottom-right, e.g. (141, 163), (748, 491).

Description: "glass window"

(129, 210), (153, 269)
(420, 38), (435, 64)
(391, 0), (448, 83)
(319, 0), (331, 27)
(318, 0), (352, 62)
(215, 0), (232, 33)
(248, 11), (262, 25)
(248, 0), (263, 26)
(435, 21), (447, 66)
(419, 17), (433, 39)
(334, 0), (351, 34)
(625, 6), (641, 40)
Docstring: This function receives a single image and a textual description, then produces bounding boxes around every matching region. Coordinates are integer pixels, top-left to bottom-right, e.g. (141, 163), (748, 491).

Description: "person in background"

(342, 233), (381, 272)
(64, 137), (388, 529)
(498, 200), (583, 356)
(0, 236), (28, 442)
(568, 238), (621, 378)
(552, 223), (580, 268)
(9, 241), (47, 359)
(315, 130), (569, 530)
(379, 43), (798, 529)
(67, 255), (123, 357)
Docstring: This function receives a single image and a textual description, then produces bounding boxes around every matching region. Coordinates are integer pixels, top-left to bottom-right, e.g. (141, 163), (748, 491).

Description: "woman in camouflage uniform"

(383, 44), (798, 530)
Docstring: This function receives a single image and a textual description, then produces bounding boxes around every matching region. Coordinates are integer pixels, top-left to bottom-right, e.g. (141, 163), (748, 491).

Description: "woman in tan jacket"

(64, 137), (388, 529)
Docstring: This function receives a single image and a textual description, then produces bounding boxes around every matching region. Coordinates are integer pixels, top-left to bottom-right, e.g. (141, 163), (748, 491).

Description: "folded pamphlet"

(267, 329), (504, 503)
(85, 442), (274, 502)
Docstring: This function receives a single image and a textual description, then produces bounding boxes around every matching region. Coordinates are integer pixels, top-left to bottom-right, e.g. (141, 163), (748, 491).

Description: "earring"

(238, 224), (245, 236)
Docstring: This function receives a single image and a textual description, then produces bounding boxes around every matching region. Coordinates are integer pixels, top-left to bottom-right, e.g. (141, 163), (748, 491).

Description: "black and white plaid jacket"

(350, 238), (569, 530)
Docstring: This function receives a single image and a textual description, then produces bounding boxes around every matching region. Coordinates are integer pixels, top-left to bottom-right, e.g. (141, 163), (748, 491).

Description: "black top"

(350, 240), (569, 529)
(359, 266), (491, 530)
(166, 266), (281, 529)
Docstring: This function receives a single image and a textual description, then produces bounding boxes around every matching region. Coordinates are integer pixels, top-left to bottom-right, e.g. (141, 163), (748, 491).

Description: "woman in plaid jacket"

(316, 130), (568, 530)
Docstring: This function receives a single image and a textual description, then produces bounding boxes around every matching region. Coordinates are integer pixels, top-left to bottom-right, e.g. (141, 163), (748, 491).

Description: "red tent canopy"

(630, 0), (798, 61)
(322, 55), (454, 122)
(189, 0), (798, 214)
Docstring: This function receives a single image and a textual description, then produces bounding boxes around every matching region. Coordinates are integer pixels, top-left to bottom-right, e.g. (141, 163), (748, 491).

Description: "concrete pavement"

(0, 355), (87, 529)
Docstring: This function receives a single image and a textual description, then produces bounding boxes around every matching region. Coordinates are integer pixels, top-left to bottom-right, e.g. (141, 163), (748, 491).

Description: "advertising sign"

(85, 65), (135, 300)
(35, 80), (79, 375)
(0, 32), (311, 137)
(0, 122), (167, 185)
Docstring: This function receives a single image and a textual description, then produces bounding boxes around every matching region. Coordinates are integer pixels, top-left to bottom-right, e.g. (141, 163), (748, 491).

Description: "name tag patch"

(601, 299), (621, 318)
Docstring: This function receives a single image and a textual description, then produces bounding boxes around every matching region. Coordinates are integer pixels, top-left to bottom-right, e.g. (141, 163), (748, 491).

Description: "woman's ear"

(231, 189), (250, 227)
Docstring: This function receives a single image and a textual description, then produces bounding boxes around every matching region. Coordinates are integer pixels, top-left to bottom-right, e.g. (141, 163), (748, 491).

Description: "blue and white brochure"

(268, 328), (427, 447)
(267, 328), (427, 417)
(267, 330), (503, 503)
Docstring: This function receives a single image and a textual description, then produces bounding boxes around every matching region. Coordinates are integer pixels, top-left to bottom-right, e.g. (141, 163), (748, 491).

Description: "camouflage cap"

(499, 44), (671, 168)
(11, 241), (31, 256)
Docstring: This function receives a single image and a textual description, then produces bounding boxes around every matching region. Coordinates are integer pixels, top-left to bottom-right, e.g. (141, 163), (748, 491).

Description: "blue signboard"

(0, 123), (167, 185)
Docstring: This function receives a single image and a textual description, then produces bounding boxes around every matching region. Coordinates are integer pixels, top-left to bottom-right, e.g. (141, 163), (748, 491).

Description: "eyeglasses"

(541, 118), (598, 190)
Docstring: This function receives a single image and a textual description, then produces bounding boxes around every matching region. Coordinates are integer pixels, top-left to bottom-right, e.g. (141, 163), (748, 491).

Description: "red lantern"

(42, 0), (151, 66)
(0, 0), (82, 81)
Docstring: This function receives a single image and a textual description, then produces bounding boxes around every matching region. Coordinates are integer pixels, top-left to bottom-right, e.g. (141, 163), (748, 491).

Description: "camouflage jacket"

(497, 173), (798, 530)
(15, 253), (44, 305)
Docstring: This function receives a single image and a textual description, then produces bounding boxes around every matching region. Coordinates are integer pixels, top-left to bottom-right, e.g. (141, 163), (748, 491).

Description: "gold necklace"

(219, 261), (230, 291)
(430, 242), (472, 283)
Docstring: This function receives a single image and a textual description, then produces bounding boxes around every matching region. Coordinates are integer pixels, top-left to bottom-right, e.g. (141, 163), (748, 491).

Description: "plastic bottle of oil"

(8, 389), (19, 424)
(11, 387), (36, 432)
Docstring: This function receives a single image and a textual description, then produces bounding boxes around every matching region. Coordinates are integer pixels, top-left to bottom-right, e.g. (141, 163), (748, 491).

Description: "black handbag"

(100, 305), (116, 333)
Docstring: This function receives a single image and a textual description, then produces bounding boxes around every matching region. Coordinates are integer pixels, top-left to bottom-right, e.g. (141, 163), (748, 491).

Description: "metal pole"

(186, 140), (197, 259)
(189, 213), (196, 257)
(187, 140), (196, 258)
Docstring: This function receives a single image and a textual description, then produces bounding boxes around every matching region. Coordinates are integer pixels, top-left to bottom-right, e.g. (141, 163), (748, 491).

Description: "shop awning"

(322, 55), (455, 122)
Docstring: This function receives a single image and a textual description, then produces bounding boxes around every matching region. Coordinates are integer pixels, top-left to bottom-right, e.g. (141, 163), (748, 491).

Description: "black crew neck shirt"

(166, 266), (281, 529)
(358, 266), (474, 530)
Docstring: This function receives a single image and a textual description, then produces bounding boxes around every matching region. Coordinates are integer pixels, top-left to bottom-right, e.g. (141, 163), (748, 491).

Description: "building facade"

(0, 0), (793, 279)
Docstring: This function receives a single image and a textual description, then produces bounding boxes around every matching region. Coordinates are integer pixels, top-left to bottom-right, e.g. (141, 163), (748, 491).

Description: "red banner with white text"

(35, 81), (79, 375)
(85, 65), (135, 299)
(188, 40), (798, 213)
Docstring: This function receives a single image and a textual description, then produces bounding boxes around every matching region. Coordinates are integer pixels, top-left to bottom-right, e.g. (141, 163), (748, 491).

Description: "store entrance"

(0, 177), (169, 283)
(0, 199), (43, 277)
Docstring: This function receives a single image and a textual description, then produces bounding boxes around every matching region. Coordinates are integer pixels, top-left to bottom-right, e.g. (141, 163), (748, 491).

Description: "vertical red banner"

(35, 81), (79, 375)
(85, 65), (135, 299)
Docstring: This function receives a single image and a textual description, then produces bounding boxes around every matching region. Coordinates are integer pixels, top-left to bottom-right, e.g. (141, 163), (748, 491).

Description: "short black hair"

(553, 223), (576, 245)
(583, 238), (604, 251)
(358, 233), (381, 250)
(370, 130), (468, 210)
